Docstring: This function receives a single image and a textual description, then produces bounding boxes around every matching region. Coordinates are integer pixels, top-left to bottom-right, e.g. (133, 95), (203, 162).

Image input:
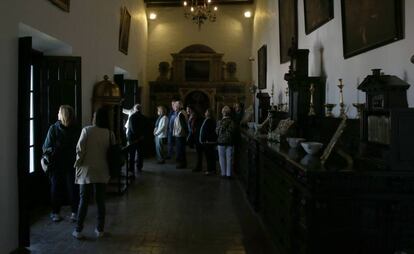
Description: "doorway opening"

(184, 91), (210, 115)
(18, 24), (81, 249)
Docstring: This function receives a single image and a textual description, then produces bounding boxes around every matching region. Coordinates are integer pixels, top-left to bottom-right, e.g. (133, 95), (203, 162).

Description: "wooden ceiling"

(144, 0), (253, 7)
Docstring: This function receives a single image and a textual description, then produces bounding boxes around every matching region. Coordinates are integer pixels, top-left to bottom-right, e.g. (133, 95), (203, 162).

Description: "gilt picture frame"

(279, 0), (298, 64)
(49, 0), (70, 12)
(341, 0), (403, 59)
(119, 7), (132, 55)
(304, 0), (333, 35)
(257, 45), (267, 90)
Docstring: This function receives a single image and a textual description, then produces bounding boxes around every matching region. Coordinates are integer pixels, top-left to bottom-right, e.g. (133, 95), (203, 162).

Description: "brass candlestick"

(337, 79), (346, 117)
(324, 103), (336, 117)
(308, 83), (315, 116)
(352, 103), (365, 119)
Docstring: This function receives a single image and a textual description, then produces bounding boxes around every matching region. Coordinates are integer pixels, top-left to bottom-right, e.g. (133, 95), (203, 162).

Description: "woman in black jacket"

(199, 108), (217, 175)
(42, 105), (80, 222)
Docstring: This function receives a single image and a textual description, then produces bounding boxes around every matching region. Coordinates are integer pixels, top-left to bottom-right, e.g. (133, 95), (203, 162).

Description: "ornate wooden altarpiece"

(149, 44), (247, 116)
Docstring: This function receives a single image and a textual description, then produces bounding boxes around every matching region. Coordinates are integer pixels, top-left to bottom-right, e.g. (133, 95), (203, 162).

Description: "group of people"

(152, 99), (244, 178)
(43, 105), (116, 240)
(42, 100), (244, 240)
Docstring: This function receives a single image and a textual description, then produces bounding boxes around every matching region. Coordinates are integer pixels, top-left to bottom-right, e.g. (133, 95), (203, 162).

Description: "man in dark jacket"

(127, 104), (147, 176)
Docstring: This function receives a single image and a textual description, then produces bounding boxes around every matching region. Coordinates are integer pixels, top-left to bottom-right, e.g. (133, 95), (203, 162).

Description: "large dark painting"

(258, 45), (267, 90)
(119, 7), (132, 55)
(304, 0), (333, 34)
(341, 0), (403, 59)
(279, 0), (298, 63)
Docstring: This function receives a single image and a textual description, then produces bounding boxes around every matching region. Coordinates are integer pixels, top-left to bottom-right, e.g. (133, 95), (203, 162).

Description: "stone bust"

(157, 61), (170, 81)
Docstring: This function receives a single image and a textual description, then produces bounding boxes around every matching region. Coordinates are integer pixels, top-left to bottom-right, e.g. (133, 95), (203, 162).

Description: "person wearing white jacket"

(72, 107), (115, 239)
(153, 106), (168, 164)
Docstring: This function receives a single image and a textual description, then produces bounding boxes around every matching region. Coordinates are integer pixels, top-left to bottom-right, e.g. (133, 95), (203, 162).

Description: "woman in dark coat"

(199, 108), (217, 175)
(42, 105), (80, 222)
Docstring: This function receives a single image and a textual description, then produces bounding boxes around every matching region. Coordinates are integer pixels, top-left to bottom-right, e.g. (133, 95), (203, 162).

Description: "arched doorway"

(184, 91), (210, 115)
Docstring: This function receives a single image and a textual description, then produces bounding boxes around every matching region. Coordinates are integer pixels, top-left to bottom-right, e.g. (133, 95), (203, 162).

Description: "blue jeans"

(218, 145), (233, 176)
(50, 169), (79, 214)
(76, 183), (106, 232)
(155, 136), (166, 162)
(167, 133), (175, 158)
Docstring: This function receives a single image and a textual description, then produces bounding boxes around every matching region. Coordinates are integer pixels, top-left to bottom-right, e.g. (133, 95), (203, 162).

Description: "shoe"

(50, 213), (62, 222)
(204, 171), (211, 176)
(70, 213), (77, 222)
(192, 168), (201, 172)
(157, 160), (165, 164)
(226, 176), (233, 180)
(72, 230), (84, 239)
(176, 164), (187, 169)
(94, 228), (104, 238)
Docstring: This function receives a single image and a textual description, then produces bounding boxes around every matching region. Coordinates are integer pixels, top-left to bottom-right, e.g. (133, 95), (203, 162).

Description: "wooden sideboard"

(239, 129), (414, 254)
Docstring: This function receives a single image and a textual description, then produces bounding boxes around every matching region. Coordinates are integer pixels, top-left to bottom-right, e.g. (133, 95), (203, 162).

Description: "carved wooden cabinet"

(239, 130), (414, 254)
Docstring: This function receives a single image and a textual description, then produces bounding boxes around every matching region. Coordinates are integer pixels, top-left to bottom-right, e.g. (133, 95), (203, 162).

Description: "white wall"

(146, 5), (254, 84)
(0, 1), (147, 253)
(252, 0), (414, 118)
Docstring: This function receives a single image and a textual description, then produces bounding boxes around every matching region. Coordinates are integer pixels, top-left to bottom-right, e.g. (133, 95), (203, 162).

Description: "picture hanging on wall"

(119, 6), (132, 55)
(48, 0), (70, 12)
(279, 0), (298, 63)
(304, 0), (333, 34)
(257, 45), (267, 90)
(341, 0), (403, 59)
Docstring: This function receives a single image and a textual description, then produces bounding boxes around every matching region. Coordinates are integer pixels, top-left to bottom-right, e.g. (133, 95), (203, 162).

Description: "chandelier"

(183, 0), (218, 29)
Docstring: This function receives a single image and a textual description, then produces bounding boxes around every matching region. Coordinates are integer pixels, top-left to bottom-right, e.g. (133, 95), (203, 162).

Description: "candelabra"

(337, 79), (346, 117)
(308, 83), (315, 116)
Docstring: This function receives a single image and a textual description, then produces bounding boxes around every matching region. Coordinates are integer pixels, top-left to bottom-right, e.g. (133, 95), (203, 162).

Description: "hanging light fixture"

(183, 0), (218, 29)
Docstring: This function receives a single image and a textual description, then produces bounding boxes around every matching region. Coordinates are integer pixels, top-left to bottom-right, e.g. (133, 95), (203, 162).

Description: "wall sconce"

(244, 11), (252, 18)
(149, 12), (157, 20)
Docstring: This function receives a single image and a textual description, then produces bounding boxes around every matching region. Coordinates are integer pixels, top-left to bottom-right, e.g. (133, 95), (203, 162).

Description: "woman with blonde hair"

(42, 105), (80, 222)
(154, 105), (168, 163)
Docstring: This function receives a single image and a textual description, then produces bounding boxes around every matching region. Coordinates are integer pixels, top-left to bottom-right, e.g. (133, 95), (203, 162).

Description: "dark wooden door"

(18, 36), (32, 248)
(18, 38), (82, 248)
(41, 56), (82, 134)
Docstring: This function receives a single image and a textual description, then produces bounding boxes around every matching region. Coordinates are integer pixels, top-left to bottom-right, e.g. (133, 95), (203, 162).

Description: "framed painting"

(341, 0), (403, 59)
(49, 0), (70, 12)
(257, 45), (267, 90)
(279, 0), (298, 63)
(119, 7), (132, 55)
(304, 0), (333, 34)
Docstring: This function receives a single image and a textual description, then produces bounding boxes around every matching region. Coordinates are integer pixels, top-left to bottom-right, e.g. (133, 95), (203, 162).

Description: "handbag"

(40, 150), (55, 176)
(107, 130), (125, 177)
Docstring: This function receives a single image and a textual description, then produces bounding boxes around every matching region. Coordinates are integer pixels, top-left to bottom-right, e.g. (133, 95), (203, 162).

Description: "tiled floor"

(29, 152), (276, 254)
